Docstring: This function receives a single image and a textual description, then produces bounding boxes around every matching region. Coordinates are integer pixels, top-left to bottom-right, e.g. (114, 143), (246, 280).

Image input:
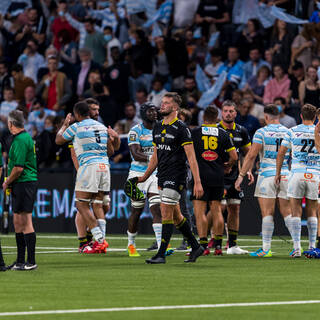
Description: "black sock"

(199, 237), (208, 250)
(86, 230), (93, 242)
(317, 236), (320, 249)
(228, 229), (238, 248)
(214, 235), (223, 249)
(78, 237), (87, 248)
(0, 240), (4, 266)
(16, 232), (26, 264)
(176, 218), (200, 250)
(24, 232), (36, 265)
(157, 220), (174, 258)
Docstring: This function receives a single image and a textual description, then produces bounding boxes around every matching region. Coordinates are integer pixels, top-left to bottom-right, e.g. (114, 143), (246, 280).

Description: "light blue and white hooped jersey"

(281, 124), (320, 175)
(62, 118), (109, 167)
(252, 124), (290, 177)
(128, 123), (154, 173)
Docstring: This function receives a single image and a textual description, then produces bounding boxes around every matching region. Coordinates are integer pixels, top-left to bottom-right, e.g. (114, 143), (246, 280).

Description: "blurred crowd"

(0, 0), (320, 170)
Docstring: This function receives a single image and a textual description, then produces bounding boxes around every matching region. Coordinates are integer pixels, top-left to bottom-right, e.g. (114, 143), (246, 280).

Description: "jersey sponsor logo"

(201, 126), (218, 136)
(304, 173), (313, 179)
(157, 144), (171, 151)
(140, 135), (152, 141)
(141, 146), (154, 154)
(233, 137), (243, 142)
(201, 150), (218, 161)
(165, 133), (175, 139)
(163, 180), (175, 186)
(129, 134), (137, 141)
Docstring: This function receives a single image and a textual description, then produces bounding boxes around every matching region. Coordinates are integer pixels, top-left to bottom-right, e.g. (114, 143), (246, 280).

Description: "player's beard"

(160, 110), (173, 117)
(223, 117), (234, 124)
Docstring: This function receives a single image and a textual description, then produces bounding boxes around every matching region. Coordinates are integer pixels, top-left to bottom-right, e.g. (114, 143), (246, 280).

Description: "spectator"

(0, 59), (12, 102)
(231, 89), (243, 107)
(17, 38), (45, 82)
(263, 64), (290, 105)
(244, 65), (271, 104)
(51, 1), (78, 51)
(235, 98), (260, 139)
(270, 19), (294, 72)
(274, 96), (296, 128)
(0, 87), (18, 130)
(298, 65), (320, 108)
(57, 29), (77, 70)
(11, 63), (35, 102)
(242, 90), (265, 125)
(134, 88), (148, 119)
(240, 47), (270, 89)
(147, 77), (168, 108)
(36, 56), (71, 114)
(287, 60), (304, 106)
(103, 26), (121, 67)
(204, 48), (223, 79)
(109, 122), (130, 166)
(76, 48), (101, 98)
(291, 23), (316, 71)
(179, 76), (200, 107)
(114, 102), (139, 134)
(20, 85), (36, 112)
(153, 36), (171, 87)
(83, 70), (102, 98)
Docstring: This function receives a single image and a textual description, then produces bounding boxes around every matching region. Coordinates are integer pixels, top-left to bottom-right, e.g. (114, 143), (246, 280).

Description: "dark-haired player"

(192, 106), (237, 256)
(236, 104), (293, 257)
(126, 102), (162, 257)
(135, 92), (204, 264)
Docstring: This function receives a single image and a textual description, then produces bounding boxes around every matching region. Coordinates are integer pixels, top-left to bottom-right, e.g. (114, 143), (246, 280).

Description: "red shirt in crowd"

(51, 17), (78, 50)
(47, 75), (57, 109)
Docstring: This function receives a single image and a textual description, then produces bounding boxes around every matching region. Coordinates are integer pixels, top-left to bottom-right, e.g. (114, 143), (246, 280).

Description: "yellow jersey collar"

(162, 117), (178, 126)
(219, 121), (235, 130)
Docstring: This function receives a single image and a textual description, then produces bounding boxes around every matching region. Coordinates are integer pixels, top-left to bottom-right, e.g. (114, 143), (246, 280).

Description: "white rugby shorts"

(254, 174), (288, 200)
(287, 172), (319, 200)
(127, 170), (159, 196)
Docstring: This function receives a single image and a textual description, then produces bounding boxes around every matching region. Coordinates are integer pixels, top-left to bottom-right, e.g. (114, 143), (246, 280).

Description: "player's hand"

(63, 113), (72, 127)
(193, 181), (204, 199)
(2, 181), (7, 192)
(108, 126), (119, 139)
(137, 176), (146, 183)
(235, 176), (243, 191)
(274, 174), (281, 186)
(247, 171), (255, 185)
(223, 162), (232, 174)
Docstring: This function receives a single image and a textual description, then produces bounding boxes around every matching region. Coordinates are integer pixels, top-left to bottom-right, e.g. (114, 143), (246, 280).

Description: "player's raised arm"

(184, 143), (204, 199)
(55, 113), (72, 145)
(108, 126), (121, 151)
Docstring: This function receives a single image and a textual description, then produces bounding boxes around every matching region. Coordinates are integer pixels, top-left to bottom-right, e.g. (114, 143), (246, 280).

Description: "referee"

(4, 110), (38, 271)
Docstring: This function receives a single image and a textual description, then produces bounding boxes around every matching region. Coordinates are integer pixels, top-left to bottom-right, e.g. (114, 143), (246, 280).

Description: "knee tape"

(160, 188), (181, 205)
(103, 194), (111, 206)
(131, 200), (145, 209)
(148, 195), (160, 208)
(76, 198), (92, 203)
(92, 199), (103, 204)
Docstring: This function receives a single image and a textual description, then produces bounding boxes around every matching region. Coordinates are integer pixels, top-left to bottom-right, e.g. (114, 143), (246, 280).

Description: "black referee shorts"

(191, 185), (224, 202)
(11, 181), (38, 213)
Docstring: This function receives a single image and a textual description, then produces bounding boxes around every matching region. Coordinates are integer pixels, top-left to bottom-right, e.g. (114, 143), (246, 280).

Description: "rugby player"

(276, 104), (319, 257)
(134, 92), (204, 264)
(213, 100), (253, 254)
(192, 106), (237, 256)
(126, 102), (162, 257)
(56, 101), (110, 253)
(70, 98), (120, 253)
(235, 105), (293, 257)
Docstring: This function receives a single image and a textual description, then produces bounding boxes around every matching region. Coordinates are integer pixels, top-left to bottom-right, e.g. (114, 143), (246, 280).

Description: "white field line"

(0, 235), (302, 242)
(0, 300), (320, 317)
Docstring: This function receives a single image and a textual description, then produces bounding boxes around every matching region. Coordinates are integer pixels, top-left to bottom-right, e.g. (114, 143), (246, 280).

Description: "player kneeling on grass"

(129, 93), (204, 264)
(276, 104), (320, 258)
(191, 106), (237, 256)
(56, 101), (111, 254)
(125, 102), (163, 257)
(235, 104), (294, 258)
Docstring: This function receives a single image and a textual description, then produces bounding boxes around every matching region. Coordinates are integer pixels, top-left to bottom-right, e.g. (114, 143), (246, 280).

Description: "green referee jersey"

(8, 131), (37, 183)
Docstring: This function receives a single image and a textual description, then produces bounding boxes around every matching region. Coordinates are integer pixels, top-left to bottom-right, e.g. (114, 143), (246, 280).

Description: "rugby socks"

(228, 229), (238, 248)
(262, 216), (274, 251)
(86, 230), (93, 243)
(78, 237), (87, 248)
(291, 217), (301, 250)
(157, 220), (174, 257)
(214, 235), (223, 249)
(176, 218), (200, 250)
(307, 217), (318, 249)
(97, 219), (106, 238)
(152, 223), (162, 249)
(24, 232), (36, 265)
(91, 226), (104, 243)
(127, 230), (137, 246)
(15, 232), (26, 264)
(199, 237), (208, 250)
(283, 215), (293, 237)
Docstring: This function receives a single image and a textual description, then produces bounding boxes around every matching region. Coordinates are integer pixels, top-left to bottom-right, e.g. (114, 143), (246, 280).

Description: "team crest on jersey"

(202, 127), (218, 136)
(129, 134), (136, 141)
(202, 150), (218, 161)
(304, 173), (313, 179)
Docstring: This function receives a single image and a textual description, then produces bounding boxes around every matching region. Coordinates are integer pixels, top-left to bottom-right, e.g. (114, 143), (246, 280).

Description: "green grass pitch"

(0, 234), (320, 320)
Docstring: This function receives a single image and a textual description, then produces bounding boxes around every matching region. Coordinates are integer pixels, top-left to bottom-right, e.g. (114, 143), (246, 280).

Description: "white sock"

(283, 215), (293, 237)
(127, 230), (137, 246)
(152, 223), (162, 249)
(91, 226), (104, 243)
(291, 217), (301, 250)
(307, 217), (318, 249)
(97, 219), (106, 238)
(262, 216), (274, 251)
